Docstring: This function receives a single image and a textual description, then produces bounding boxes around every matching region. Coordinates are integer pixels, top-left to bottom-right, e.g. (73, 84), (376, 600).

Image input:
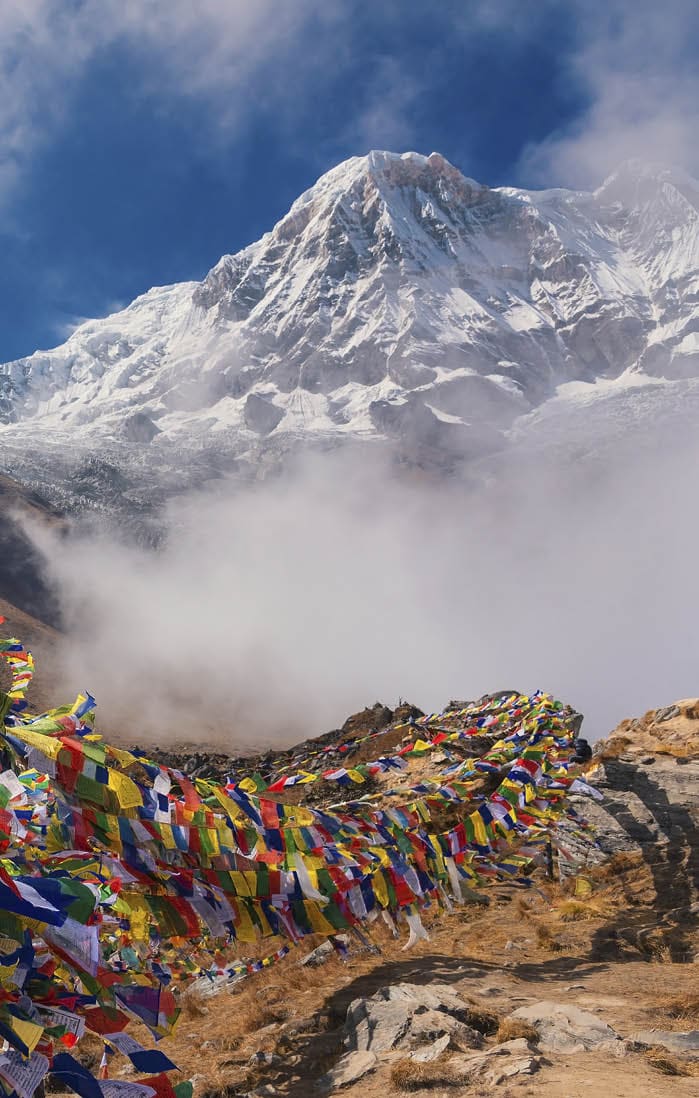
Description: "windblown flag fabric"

(0, 627), (597, 1095)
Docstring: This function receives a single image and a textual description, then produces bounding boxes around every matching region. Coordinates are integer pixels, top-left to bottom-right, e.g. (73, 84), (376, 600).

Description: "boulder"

(317, 1050), (377, 1090)
(407, 1009), (483, 1050)
(631, 1030), (699, 1059)
(344, 998), (413, 1052)
(410, 1034), (451, 1062)
(341, 703), (394, 737)
(509, 1001), (621, 1054)
(343, 983), (480, 1054)
(301, 941), (334, 967)
(449, 1039), (542, 1086)
(375, 983), (469, 1015)
(244, 393), (284, 435)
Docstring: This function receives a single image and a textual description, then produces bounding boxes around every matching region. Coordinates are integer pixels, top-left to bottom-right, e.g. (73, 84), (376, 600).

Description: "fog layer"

(25, 426), (699, 749)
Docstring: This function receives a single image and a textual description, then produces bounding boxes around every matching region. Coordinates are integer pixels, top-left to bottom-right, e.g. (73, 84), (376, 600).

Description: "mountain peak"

(2, 152), (699, 513)
(597, 158), (698, 206)
(363, 149), (464, 182)
(286, 150), (482, 217)
(322, 148), (463, 182)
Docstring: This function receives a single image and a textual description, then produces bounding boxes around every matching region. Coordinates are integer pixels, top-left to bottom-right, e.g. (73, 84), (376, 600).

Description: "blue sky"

(1, 0), (697, 362)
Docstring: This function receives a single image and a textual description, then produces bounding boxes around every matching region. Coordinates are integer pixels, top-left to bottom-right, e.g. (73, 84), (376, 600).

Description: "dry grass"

(659, 994), (699, 1023)
(644, 1047), (699, 1077)
(595, 735), (632, 760)
(200, 1085), (241, 1098)
(180, 989), (211, 1020)
(585, 852), (659, 924)
(460, 1000), (501, 1035)
(390, 1057), (462, 1090)
(556, 900), (597, 921)
(555, 898), (614, 921)
(591, 850), (645, 882)
(535, 923), (565, 952)
(240, 996), (293, 1033)
(208, 1035), (242, 1053)
(494, 1017), (540, 1044)
(624, 927), (669, 960)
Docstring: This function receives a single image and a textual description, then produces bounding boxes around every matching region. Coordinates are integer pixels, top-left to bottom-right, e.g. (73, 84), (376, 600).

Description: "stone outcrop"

(576, 702), (698, 897)
(343, 983), (484, 1055)
(508, 1001), (623, 1054)
(567, 700), (699, 962)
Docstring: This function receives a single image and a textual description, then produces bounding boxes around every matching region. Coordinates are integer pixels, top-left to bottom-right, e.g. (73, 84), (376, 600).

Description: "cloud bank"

(0, 0), (349, 208)
(27, 421), (699, 751)
(4, 0), (698, 218)
(520, 0), (699, 185)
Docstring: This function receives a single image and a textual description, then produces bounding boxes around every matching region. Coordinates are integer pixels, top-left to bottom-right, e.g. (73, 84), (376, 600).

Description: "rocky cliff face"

(587, 699), (698, 851)
(571, 701), (699, 961)
(0, 475), (64, 626)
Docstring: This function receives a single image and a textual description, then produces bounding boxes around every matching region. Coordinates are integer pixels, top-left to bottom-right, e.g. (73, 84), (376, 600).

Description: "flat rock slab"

(345, 999), (413, 1052)
(474, 985), (507, 997)
(301, 941), (334, 967)
(344, 983), (476, 1053)
(575, 994), (629, 1009)
(410, 1034), (451, 1062)
(485, 1055), (540, 1085)
(450, 1039), (542, 1086)
(406, 1009), (482, 1050)
(510, 1000), (621, 1054)
(318, 1051), (377, 1090)
(632, 1030), (699, 1059)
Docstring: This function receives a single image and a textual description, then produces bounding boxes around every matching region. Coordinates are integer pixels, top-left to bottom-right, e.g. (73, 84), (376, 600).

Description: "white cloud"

(0, 2), (94, 201)
(2, 1), (696, 218)
(25, 424), (699, 750)
(520, 0), (699, 186)
(342, 56), (421, 153)
(52, 299), (126, 344)
(0, 0), (350, 209)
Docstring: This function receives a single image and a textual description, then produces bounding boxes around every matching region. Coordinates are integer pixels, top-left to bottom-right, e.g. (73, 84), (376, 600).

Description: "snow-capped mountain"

(2, 151), (699, 510)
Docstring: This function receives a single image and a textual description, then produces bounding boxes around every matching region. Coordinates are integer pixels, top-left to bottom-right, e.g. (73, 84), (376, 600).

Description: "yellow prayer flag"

(229, 871), (252, 897)
(212, 785), (244, 822)
(411, 739), (432, 754)
(372, 869), (389, 908)
(470, 812), (488, 847)
(238, 777), (259, 795)
(233, 901), (256, 942)
(159, 824), (177, 850)
(10, 730), (62, 759)
(107, 769), (143, 809)
(10, 1017), (44, 1054)
(305, 902), (337, 935)
(292, 806), (314, 827)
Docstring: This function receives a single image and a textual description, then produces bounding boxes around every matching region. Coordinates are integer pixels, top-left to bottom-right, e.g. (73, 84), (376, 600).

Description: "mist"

(24, 421), (699, 750)
(520, 0), (699, 186)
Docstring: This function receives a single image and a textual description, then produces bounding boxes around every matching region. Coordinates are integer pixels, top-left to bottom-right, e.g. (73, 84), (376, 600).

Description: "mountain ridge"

(2, 150), (699, 511)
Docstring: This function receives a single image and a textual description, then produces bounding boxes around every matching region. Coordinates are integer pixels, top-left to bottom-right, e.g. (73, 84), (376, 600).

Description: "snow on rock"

(2, 151), (699, 509)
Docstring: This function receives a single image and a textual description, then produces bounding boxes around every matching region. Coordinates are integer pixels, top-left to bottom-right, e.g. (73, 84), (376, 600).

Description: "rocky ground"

(144, 848), (698, 1098)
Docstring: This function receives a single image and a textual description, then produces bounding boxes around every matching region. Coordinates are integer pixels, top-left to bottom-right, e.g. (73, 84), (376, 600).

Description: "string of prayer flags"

(0, 631), (599, 1098)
